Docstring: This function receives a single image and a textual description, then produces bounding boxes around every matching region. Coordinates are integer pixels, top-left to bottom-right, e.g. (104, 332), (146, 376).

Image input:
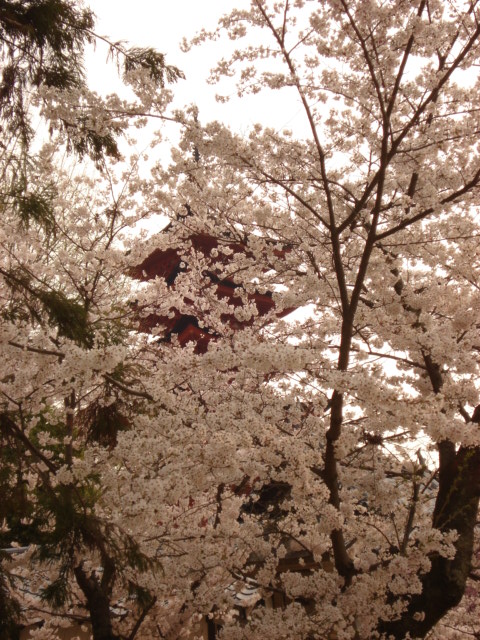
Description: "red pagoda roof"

(131, 231), (291, 352)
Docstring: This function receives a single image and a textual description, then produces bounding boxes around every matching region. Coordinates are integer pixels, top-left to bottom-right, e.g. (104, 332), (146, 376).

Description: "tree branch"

(127, 596), (157, 640)
(103, 374), (154, 401)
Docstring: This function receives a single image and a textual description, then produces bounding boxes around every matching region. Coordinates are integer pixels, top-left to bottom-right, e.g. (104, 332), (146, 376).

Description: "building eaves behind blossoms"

(131, 228), (292, 352)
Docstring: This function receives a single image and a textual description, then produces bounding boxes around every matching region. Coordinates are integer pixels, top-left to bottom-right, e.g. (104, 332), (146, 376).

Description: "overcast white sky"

(87, 0), (232, 107)
(86, 1), (305, 138)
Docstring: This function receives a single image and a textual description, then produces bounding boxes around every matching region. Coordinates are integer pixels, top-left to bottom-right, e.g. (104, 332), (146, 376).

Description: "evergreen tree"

(0, 3), (180, 638)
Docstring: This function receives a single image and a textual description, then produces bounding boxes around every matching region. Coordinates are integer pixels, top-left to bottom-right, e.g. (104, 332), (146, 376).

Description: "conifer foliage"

(0, 2), (180, 638)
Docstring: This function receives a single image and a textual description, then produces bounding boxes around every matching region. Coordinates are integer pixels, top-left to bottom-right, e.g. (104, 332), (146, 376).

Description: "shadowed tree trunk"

(374, 270), (480, 637)
(379, 442), (480, 639)
(74, 562), (119, 640)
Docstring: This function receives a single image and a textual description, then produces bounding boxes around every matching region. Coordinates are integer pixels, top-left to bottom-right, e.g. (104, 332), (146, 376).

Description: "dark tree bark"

(379, 442), (480, 639)
(375, 274), (480, 637)
(74, 563), (119, 640)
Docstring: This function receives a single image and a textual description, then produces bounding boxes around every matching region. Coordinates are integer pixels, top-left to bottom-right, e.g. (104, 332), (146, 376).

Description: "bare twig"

(127, 596), (158, 640)
(103, 374), (154, 401)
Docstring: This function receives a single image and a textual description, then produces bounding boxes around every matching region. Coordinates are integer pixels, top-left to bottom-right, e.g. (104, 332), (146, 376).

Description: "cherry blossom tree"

(128, 1), (480, 637)
(4, 1), (480, 639)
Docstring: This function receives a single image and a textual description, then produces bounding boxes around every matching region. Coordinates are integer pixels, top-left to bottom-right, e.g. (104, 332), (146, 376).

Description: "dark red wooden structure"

(131, 230), (291, 352)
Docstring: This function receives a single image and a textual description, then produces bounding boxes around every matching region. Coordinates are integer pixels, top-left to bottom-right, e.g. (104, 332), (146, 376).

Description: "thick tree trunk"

(74, 563), (119, 640)
(379, 444), (480, 639)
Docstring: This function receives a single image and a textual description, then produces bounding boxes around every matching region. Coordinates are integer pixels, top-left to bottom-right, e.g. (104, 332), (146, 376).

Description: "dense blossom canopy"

(1, 1), (480, 639)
